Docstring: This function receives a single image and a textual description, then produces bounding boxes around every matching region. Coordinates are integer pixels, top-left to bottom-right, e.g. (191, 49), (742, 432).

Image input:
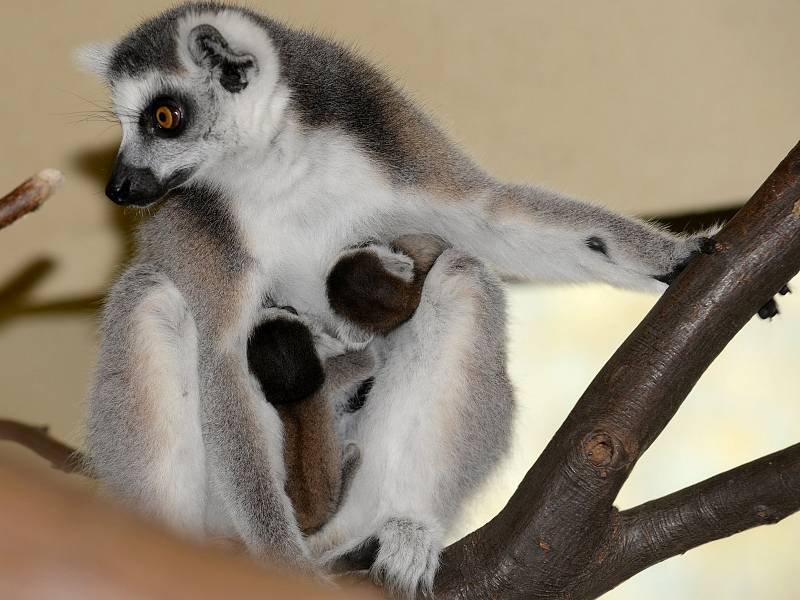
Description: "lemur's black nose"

(106, 159), (165, 207)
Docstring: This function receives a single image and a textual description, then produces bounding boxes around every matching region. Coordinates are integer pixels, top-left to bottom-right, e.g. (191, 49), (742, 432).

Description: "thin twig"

(0, 170), (63, 229)
(0, 419), (87, 476)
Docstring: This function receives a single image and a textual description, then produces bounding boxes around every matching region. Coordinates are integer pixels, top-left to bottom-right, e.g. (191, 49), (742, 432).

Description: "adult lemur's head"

(78, 5), (284, 207)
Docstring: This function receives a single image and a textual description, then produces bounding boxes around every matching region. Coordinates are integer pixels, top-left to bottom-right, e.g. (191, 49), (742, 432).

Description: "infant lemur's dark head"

(247, 315), (324, 406)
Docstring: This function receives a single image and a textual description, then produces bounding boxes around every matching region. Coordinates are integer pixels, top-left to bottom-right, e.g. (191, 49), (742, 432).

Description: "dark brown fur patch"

(326, 235), (449, 334)
(278, 392), (343, 535)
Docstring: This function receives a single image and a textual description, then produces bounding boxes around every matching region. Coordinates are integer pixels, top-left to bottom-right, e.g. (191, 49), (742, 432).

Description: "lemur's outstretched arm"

(416, 182), (715, 292)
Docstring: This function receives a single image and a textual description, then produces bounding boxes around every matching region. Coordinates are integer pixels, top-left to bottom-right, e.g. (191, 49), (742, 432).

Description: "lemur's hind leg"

(86, 267), (207, 538)
(312, 243), (514, 599)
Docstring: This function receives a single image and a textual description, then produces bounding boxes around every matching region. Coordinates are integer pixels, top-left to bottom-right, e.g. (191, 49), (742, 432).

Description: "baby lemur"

(78, 3), (784, 597)
(252, 235), (446, 536)
(248, 309), (369, 536)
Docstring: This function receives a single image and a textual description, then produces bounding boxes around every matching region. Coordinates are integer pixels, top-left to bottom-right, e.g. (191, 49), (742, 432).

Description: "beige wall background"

(1, 1), (799, 598)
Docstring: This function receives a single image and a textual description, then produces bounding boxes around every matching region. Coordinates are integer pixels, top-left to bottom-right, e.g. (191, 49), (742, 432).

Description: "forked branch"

(582, 443), (800, 597)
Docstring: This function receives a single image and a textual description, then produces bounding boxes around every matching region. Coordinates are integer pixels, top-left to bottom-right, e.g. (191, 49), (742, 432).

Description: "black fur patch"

(346, 377), (374, 413)
(247, 317), (324, 406)
(585, 236), (608, 257)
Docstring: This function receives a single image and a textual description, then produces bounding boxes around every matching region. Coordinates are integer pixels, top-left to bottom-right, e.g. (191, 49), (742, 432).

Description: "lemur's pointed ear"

(74, 42), (115, 79)
(188, 25), (257, 93)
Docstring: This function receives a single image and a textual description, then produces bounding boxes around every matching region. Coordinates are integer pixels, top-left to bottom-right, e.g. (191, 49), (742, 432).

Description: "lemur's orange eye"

(154, 105), (181, 130)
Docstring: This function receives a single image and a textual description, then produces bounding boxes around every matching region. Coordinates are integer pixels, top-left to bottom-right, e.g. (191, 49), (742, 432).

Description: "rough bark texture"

(433, 142), (800, 598)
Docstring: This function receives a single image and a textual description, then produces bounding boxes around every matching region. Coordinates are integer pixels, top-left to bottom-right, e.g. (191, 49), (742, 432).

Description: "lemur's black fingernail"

(779, 285), (791, 296)
(698, 237), (717, 255)
(758, 298), (779, 320)
(280, 305), (298, 315)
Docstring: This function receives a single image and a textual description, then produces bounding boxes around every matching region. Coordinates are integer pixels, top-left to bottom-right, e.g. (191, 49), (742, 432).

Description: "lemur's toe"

(779, 284), (791, 296)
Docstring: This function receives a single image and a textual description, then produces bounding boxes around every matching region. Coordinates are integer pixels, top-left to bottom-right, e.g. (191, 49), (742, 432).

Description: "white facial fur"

(84, 9), (290, 191)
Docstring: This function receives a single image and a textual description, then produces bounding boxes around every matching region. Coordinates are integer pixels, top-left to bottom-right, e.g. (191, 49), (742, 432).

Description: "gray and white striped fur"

(79, 3), (714, 597)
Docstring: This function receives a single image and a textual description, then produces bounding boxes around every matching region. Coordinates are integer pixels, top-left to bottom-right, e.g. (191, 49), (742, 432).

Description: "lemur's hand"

(655, 234), (792, 320)
(653, 235), (717, 286)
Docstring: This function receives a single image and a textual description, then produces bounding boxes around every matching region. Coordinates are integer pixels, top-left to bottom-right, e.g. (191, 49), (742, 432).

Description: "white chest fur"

(221, 128), (404, 338)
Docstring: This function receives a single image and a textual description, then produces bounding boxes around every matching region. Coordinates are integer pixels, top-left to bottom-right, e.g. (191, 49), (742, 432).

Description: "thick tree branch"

(435, 142), (800, 598)
(0, 419), (86, 475)
(0, 170), (63, 229)
(569, 443), (800, 598)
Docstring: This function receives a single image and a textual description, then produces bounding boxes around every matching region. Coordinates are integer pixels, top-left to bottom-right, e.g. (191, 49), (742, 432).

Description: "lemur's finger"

(779, 285), (791, 296)
(758, 298), (780, 320)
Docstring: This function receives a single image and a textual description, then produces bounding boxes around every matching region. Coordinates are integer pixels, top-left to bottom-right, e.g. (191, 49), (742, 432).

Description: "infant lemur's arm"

(246, 235), (449, 533)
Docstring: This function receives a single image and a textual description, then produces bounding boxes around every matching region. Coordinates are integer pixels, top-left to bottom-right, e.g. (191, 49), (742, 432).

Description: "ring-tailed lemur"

(79, 3), (738, 596)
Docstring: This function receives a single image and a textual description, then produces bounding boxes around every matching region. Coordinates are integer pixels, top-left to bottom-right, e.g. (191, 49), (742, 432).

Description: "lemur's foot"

(654, 235), (717, 286)
(371, 518), (441, 599)
(311, 517), (441, 598)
